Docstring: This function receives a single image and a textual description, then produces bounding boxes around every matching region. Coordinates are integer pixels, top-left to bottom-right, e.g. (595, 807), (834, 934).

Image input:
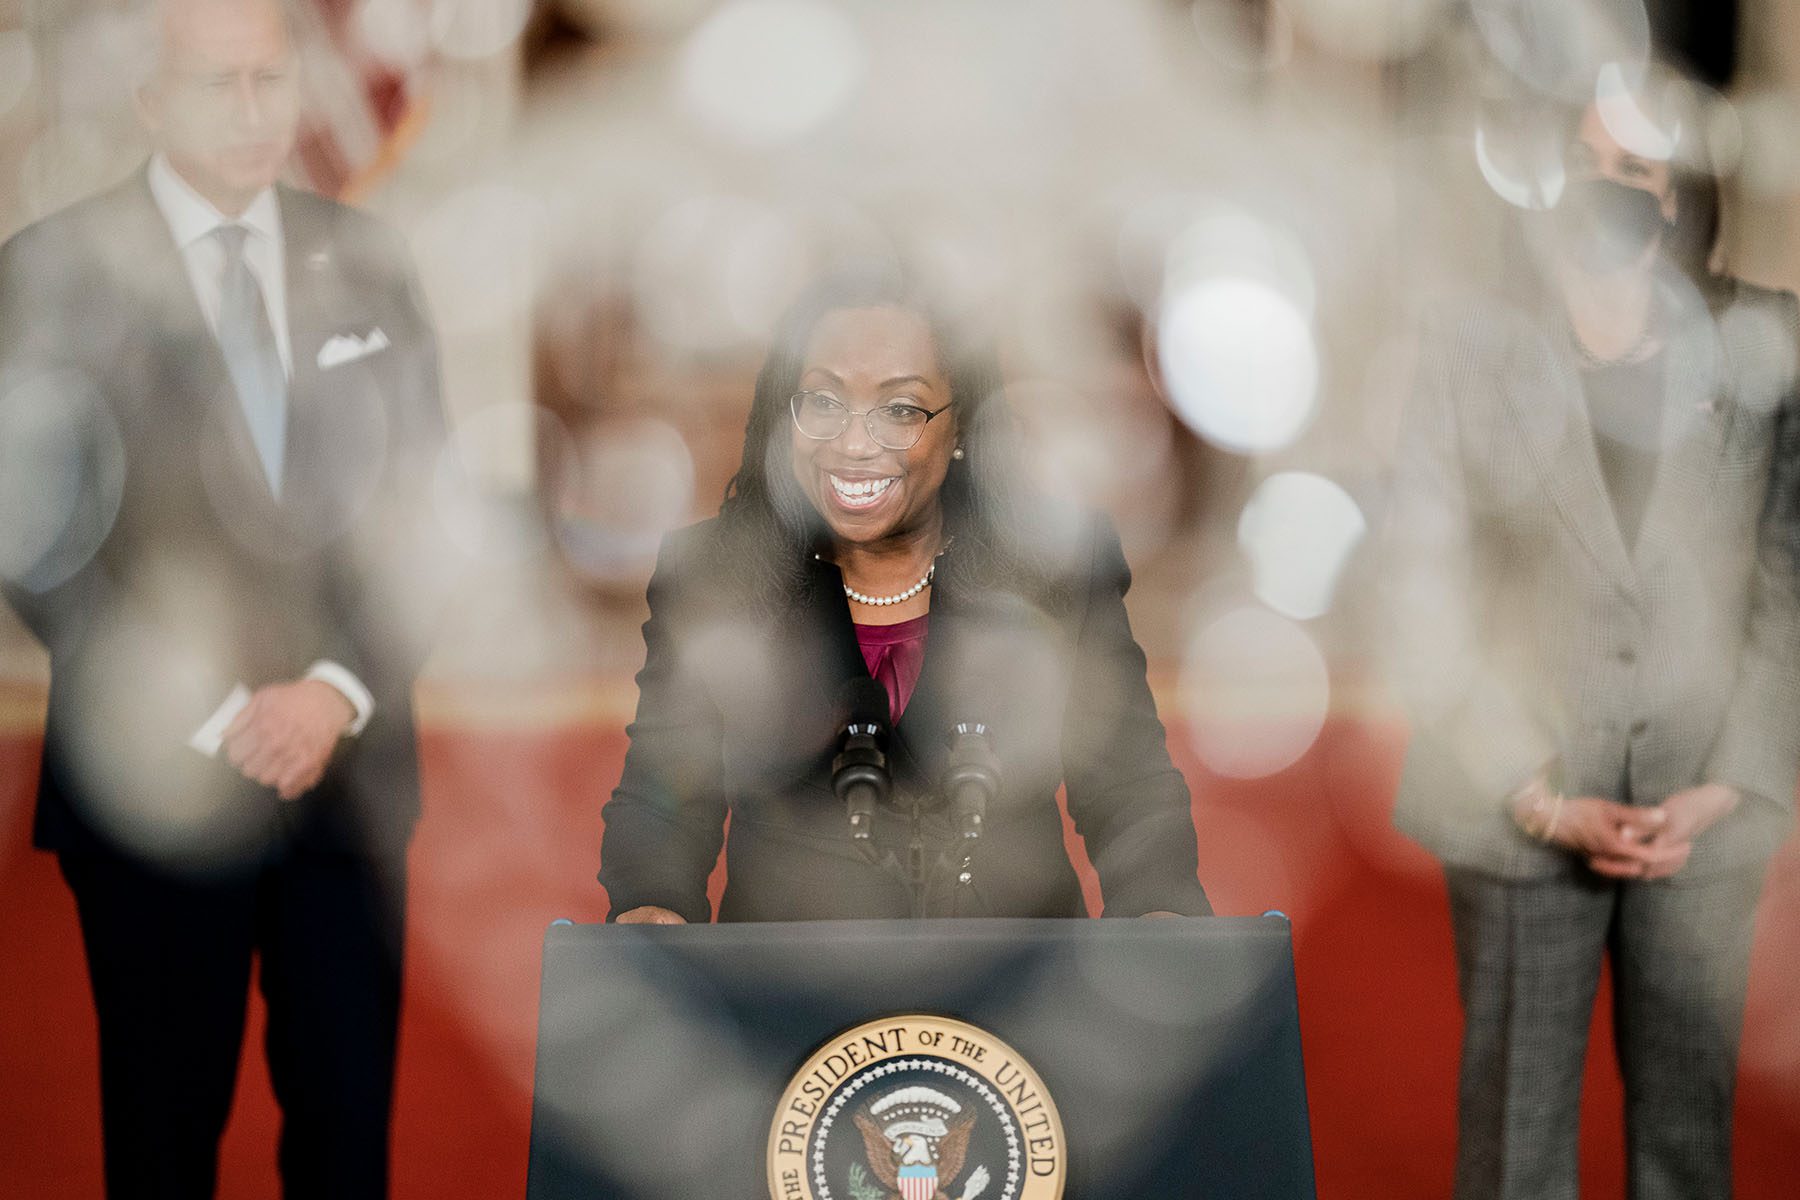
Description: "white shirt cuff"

(188, 684), (253, 758)
(304, 660), (374, 736)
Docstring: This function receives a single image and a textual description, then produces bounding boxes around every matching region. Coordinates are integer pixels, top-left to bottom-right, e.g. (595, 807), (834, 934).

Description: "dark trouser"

(1445, 864), (1766, 1200)
(60, 843), (407, 1200)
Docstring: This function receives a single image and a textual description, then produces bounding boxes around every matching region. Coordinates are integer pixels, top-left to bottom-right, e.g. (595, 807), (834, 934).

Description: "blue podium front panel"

(526, 917), (1315, 1200)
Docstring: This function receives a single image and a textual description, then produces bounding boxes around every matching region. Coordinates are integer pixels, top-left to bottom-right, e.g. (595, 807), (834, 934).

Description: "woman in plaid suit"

(1385, 80), (1800, 1200)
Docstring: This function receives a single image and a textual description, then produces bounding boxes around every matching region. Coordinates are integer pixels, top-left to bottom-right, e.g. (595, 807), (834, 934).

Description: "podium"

(526, 917), (1315, 1199)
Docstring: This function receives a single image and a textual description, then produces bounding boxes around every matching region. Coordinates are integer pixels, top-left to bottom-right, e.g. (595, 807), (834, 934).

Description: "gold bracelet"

(1511, 777), (1563, 842)
(1540, 790), (1565, 844)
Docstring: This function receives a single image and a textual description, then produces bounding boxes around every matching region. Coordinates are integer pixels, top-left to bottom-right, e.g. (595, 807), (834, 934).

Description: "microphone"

(943, 720), (1000, 841)
(833, 678), (891, 841)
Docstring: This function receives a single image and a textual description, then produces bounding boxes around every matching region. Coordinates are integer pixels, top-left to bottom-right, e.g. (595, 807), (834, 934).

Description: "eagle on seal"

(853, 1103), (985, 1200)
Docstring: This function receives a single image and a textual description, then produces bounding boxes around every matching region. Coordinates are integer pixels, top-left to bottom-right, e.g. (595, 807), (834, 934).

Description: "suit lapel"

(801, 554), (874, 688)
(278, 186), (334, 510)
(279, 186), (331, 425)
(893, 561), (1058, 798)
(1631, 285), (1730, 569)
(794, 554), (960, 800)
(111, 172), (284, 515)
(115, 172), (233, 412)
(754, 553), (1057, 815)
(778, 557), (879, 773)
(1499, 322), (1638, 589)
(274, 187), (399, 541)
(1502, 279), (1735, 587)
(889, 599), (951, 793)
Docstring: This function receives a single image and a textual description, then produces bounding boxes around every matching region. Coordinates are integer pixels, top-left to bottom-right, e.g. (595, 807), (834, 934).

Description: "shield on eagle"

(897, 1164), (938, 1200)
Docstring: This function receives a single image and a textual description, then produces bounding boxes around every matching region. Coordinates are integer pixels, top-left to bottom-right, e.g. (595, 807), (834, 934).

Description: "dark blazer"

(0, 167), (445, 863)
(598, 513), (1212, 922)
(1383, 273), (1800, 880)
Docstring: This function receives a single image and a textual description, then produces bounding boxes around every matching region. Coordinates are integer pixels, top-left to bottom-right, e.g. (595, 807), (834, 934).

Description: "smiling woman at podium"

(598, 270), (1211, 923)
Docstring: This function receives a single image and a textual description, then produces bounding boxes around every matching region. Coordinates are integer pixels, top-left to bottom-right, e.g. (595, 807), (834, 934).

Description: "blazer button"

(1629, 719), (1649, 737)
(1617, 648), (1636, 665)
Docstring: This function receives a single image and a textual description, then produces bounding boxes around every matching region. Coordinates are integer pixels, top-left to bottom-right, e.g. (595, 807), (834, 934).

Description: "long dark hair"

(717, 266), (1037, 609)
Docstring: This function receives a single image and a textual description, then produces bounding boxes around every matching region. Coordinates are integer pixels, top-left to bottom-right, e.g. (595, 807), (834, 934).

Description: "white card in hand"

(188, 684), (252, 758)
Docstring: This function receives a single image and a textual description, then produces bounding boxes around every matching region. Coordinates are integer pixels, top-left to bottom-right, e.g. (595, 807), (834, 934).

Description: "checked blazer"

(1383, 271), (1800, 881)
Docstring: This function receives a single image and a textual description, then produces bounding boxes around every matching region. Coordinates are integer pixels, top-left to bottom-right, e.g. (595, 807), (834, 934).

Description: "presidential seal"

(767, 1015), (1066, 1200)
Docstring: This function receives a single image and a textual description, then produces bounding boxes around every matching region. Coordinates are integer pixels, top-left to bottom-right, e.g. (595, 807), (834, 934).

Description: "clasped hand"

(222, 679), (356, 801)
(1531, 783), (1739, 881)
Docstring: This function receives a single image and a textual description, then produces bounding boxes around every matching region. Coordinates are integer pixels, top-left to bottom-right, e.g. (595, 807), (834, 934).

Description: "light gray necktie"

(213, 224), (287, 498)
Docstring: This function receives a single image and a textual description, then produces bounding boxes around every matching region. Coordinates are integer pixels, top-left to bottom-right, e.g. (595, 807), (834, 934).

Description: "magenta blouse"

(853, 614), (929, 721)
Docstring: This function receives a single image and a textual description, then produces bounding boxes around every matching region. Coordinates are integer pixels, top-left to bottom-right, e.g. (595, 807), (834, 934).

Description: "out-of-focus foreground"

(2, 2), (1799, 1197)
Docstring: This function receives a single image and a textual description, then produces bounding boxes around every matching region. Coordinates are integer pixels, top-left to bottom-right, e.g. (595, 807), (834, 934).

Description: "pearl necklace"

(1572, 324), (1658, 367)
(1570, 300), (1660, 368)
(818, 539), (951, 608)
(843, 562), (935, 607)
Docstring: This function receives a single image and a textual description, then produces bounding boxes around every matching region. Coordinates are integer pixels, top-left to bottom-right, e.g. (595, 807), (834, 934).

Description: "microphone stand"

(836, 703), (1001, 918)
(845, 787), (935, 918)
(942, 721), (998, 913)
(901, 791), (930, 920)
(837, 788), (946, 917)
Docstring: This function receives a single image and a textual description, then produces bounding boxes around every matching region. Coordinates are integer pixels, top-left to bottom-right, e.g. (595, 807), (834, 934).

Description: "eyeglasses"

(789, 390), (952, 451)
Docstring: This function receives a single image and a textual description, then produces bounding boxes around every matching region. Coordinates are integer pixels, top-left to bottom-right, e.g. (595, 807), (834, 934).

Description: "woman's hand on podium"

(616, 906), (688, 925)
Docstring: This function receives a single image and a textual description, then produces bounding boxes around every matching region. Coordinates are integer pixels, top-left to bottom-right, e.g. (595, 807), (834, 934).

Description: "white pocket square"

(316, 327), (390, 370)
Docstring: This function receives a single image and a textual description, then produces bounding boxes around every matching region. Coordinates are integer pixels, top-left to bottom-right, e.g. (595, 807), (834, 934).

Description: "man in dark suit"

(0, 1), (445, 1195)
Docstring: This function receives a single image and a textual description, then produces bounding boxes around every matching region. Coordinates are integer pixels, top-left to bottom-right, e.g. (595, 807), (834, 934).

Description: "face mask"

(1554, 177), (1671, 273)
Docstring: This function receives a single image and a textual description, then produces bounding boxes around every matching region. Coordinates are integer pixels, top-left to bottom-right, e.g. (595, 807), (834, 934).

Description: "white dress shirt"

(147, 152), (294, 378)
(147, 154), (375, 743)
